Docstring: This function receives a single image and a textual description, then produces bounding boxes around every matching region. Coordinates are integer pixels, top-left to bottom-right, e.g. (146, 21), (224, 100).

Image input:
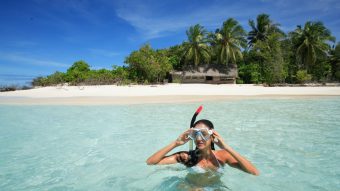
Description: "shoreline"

(1, 84), (340, 105)
(1, 95), (340, 105)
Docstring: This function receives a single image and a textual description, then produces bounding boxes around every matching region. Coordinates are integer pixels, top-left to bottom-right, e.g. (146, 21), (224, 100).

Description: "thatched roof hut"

(170, 64), (238, 84)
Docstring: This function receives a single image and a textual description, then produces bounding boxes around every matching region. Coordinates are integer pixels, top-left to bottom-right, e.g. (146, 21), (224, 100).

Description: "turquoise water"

(0, 98), (340, 190)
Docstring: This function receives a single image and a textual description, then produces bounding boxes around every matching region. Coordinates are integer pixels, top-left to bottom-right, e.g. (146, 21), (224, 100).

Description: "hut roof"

(171, 64), (238, 78)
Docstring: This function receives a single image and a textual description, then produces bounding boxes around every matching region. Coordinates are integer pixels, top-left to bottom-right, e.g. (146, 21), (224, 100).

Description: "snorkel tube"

(189, 105), (203, 151)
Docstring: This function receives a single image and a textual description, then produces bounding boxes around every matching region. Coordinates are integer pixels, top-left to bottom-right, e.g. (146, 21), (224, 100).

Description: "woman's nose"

(195, 134), (203, 141)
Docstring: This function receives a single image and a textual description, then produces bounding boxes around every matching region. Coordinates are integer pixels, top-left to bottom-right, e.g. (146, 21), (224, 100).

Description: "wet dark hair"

(184, 119), (215, 167)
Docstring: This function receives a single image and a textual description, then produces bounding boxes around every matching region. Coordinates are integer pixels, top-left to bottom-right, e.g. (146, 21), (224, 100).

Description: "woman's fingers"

(212, 130), (222, 136)
(183, 129), (191, 138)
(177, 129), (191, 143)
(212, 130), (225, 145)
(212, 132), (221, 140)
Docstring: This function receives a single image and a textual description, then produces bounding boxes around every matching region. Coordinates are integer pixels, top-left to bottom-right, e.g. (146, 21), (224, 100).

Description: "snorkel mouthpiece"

(189, 105), (203, 151)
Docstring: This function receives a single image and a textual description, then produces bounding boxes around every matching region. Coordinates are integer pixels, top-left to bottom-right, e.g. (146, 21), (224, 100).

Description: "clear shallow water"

(0, 97), (340, 191)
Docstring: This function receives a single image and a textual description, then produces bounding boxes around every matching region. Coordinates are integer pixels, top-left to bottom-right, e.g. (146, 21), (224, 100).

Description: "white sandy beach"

(1, 84), (340, 105)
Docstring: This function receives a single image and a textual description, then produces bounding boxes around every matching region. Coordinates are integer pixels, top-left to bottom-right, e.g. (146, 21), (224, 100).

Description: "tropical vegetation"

(182, 24), (211, 66)
(32, 14), (339, 86)
(209, 18), (247, 65)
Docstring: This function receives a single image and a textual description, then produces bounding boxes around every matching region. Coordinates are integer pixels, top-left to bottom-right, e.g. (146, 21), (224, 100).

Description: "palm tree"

(248, 14), (283, 47)
(210, 18), (247, 65)
(290, 21), (335, 70)
(182, 24), (211, 66)
(329, 42), (340, 80)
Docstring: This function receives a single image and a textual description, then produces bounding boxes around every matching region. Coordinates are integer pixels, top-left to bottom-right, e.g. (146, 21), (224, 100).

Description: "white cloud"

(112, 1), (257, 39)
(32, 0), (104, 30)
(0, 52), (69, 68)
(110, 0), (340, 40)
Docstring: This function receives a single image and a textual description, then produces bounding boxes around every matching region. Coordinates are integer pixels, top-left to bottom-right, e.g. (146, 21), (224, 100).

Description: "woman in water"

(146, 119), (259, 176)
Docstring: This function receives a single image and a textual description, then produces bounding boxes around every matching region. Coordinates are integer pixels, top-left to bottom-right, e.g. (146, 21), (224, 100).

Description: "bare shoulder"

(214, 150), (233, 163)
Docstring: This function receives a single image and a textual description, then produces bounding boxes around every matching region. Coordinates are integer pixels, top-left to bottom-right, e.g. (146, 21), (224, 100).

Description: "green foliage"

(209, 18), (247, 65)
(168, 55), (181, 69)
(246, 32), (287, 84)
(290, 21), (335, 71)
(84, 69), (115, 85)
(281, 38), (298, 83)
(32, 77), (46, 86)
(31, 62), (133, 86)
(47, 71), (66, 84)
(244, 14), (287, 85)
(124, 44), (173, 83)
(335, 70), (340, 81)
(0, 85), (17, 92)
(183, 24), (211, 65)
(238, 61), (261, 84)
(0, 85), (32, 92)
(236, 79), (244, 84)
(296, 70), (312, 83)
(165, 45), (185, 70)
(31, 71), (66, 87)
(248, 14), (284, 47)
(329, 42), (340, 81)
(68, 60), (90, 72)
(112, 65), (130, 83)
(66, 60), (91, 84)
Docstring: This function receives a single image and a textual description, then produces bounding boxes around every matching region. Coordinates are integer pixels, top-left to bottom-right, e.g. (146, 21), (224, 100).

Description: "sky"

(0, 0), (339, 85)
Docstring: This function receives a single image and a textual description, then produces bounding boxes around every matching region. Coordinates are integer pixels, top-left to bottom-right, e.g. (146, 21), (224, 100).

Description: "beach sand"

(1, 84), (340, 105)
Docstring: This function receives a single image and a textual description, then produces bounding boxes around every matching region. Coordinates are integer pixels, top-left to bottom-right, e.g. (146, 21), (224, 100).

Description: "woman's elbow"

(146, 161), (155, 165)
(146, 158), (157, 165)
(250, 169), (260, 176)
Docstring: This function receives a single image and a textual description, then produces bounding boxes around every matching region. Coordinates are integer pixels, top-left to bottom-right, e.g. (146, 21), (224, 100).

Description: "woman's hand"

(175, 129), (191, 146)
(212, 130), (227, 149)
(147, 129), (189, 165)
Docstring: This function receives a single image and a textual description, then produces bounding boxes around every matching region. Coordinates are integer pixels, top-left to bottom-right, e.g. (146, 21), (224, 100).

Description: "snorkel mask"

(188, 128), (213, 141)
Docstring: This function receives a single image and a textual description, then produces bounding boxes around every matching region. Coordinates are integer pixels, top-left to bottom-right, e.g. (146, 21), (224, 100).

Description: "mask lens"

(188, 129), (198, 140)
(200, 129), (210, 137)
(189, 128), (211, 141)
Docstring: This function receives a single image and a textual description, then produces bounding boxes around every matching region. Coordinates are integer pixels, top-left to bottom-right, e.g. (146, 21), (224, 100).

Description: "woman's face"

(193, 123), (212, 150)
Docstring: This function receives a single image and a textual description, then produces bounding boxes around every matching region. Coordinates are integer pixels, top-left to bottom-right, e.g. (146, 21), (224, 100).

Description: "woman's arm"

(213, 130), (260, 176)
(146, 130), (190, 165)
(146, 141), (178, 165)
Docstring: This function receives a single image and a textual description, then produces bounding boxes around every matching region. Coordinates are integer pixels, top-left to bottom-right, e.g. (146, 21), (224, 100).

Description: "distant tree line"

(32, 61), (131, 86)
(32, 13), (340, 86)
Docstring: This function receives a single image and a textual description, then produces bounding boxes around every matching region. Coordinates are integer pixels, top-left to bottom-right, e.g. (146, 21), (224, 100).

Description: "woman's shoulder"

(214, 150), (231, 163)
